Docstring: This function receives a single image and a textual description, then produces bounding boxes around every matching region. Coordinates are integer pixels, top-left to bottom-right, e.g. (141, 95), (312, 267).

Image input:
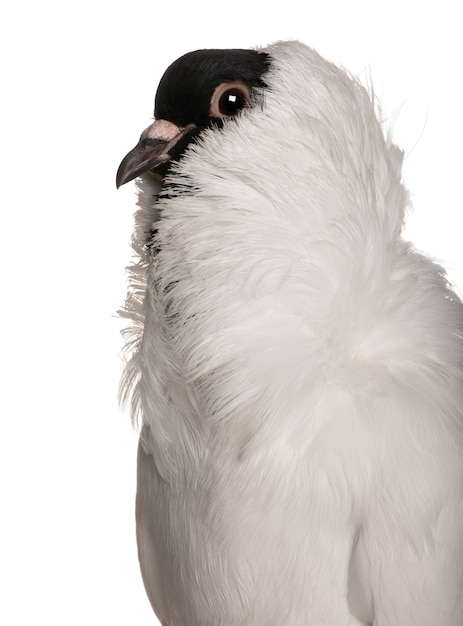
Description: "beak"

(116, 119), (195, 188)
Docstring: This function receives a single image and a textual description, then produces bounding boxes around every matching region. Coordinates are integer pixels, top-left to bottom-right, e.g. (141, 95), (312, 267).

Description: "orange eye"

(210, 81), (250, 118)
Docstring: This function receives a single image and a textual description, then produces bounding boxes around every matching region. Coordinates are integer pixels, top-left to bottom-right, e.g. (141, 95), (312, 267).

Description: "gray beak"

(116, 120), (195, 188)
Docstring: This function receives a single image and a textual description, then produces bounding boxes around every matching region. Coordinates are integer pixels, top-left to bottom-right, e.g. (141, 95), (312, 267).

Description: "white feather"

(121, 41), (463, 625)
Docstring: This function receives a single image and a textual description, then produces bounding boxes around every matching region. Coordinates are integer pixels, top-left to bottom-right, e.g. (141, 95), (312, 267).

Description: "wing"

(136, 431), (171, 626)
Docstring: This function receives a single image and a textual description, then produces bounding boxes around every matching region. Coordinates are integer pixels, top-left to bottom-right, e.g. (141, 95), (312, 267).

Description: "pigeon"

(116, 41), (463, 626)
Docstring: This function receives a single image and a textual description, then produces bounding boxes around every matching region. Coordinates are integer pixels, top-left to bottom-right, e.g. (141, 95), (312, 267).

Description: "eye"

(210, 81), (251, 118)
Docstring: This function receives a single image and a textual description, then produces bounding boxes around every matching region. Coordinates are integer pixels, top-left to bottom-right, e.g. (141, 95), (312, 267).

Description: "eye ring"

(209, 81), (251, 118)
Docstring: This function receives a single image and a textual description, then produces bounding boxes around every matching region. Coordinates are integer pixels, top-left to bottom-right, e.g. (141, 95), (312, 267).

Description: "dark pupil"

(218, 88), (246, 116)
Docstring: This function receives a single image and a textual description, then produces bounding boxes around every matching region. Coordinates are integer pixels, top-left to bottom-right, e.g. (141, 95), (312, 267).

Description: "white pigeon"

(117, 41), (463, 625)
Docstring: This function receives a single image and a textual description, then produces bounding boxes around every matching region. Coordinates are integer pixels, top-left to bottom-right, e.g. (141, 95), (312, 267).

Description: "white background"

(1, 1), (462, 624)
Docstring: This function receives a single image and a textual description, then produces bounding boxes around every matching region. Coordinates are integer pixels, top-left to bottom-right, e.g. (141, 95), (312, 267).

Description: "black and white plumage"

(117, 41), (463, 625)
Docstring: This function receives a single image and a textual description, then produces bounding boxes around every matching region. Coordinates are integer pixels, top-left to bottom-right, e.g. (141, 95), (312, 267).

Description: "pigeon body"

(117, 41), (463, 625)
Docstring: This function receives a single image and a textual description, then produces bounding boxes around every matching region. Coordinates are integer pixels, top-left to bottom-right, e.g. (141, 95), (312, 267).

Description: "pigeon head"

(116, 49), (270, 188)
